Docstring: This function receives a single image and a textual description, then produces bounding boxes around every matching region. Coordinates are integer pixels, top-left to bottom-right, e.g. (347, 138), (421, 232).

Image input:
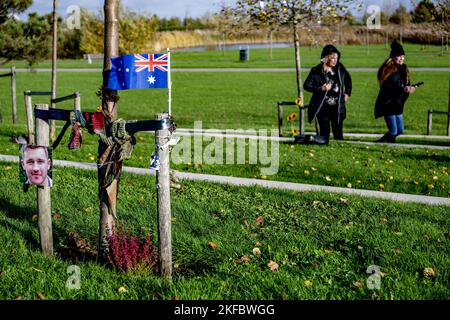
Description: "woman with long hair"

(374, 40), (417, 143)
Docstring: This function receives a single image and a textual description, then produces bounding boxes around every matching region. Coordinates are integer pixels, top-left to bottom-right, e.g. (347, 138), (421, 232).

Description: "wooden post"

(74, 91), (81, 111)
(427, 110), (432, 136)
(277, 103), (283, 137)
(11, 66), (17, 124)
(155, 112), (172, 278)
(24, 91), (35, 144)
(35, 103), (53, 256)
(447, 81), (450, 136)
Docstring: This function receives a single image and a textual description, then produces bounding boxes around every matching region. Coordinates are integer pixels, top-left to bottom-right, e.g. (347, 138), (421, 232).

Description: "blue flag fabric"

(107, 53), (169, 90)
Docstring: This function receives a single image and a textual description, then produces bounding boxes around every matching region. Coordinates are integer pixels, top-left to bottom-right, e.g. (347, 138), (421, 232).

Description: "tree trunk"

(98, 0), (120, 262)
(293, 21), (305, 134)
(50, 0), (58, 140)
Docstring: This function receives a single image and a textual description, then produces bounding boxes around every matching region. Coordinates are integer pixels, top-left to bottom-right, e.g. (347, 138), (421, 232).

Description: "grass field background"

(0, 163), (448, 299)
(0, 71), (449, 134)
(0, 44), (449, 300)
(1, 44), (450, 69)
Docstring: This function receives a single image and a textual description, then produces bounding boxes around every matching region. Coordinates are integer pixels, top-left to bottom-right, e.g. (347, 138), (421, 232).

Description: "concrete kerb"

(1, 154), (449, 206)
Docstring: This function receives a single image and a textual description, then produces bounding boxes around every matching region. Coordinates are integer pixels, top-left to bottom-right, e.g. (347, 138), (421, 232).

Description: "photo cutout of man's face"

(20, 145), (52, 187)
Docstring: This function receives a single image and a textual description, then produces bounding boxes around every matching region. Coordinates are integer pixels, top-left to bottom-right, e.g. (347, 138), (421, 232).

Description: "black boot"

(375, 133), (389, 143)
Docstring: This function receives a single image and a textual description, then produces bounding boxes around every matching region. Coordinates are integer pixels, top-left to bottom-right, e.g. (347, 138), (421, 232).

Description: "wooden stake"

(74, 91), (81, 111)
(24, 91), (35, 144)
(427, 110), (432, 136)
(11, 66), (17, 124)
(155, 112), (172, 278)
(447, 80), (450, 136)
(35, 103), (53, 256)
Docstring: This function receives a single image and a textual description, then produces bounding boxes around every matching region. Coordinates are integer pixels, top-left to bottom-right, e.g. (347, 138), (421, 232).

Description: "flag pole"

(167, 48), (172, 116)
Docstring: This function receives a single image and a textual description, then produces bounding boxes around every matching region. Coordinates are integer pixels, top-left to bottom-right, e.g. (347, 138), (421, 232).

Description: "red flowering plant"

(107, 222), (158, 273)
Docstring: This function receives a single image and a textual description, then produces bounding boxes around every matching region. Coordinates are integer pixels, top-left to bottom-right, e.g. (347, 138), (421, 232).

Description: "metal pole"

(11, 66), (17, 124)
(35, 103), (53, 256)
(155, 112), (172, 278)
(24, 91), (35, 144)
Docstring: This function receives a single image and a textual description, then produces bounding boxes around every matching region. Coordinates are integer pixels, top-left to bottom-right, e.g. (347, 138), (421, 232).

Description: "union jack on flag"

(107, 53), (170, 90)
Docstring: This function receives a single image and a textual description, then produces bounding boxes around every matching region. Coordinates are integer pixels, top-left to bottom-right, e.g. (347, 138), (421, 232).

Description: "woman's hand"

(404, 86), (416, 93)
(322, 83), (332, 91)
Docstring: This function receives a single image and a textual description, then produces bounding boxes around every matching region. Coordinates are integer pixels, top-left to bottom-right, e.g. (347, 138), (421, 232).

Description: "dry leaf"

(255, 216), (265, 226)
(32, 215), (38, 222)
(393, 248), (402, 255)
(243, 219), (249, 228)
(52, 214), (61, 219)
(251, 233), (258, 238)
(208, 242), (218, 250)
(267, 260), (279, 272)
(118, 287), (128, 294)
(423, 268), (435, 278)
(347, 183), (352, 188)
(235, 255), (251, 264)
(304, 280), (313, 287)
(255, 242), (262, 247)
(353, 281), (363, 289)
(340, 198), (348, 204)
(252, 247), (261, 255)
(379, 183), (385, 190)
(380, 218), (388, 224)
(36, 292), (46, 300)
(325, 176), (332, 182)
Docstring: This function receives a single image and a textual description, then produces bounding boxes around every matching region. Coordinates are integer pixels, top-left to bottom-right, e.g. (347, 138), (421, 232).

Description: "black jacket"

(303, 63), (352, 124)
(374, 64), (410, 118)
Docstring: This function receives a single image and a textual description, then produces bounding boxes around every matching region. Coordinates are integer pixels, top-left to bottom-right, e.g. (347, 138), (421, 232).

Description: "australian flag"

(107, 53), (169, 90)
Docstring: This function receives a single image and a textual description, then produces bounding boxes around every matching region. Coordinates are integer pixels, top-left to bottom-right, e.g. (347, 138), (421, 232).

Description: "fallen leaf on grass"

(208, 242), (218, 250)
(243, 219), (249, 228)
(379, 184), (385, 191)
(255, 216), (265, 226)
(255, 242), (262, 247)
(393, 249), (402, 255)
(235, 255), (251, 264)
(340, 198), (348, 204)
(251, 233), (258, 238)
(252, 248), (261, 255)
(267, 260), (279, 272)
(36, 292), (46, 300)
(380, 218), (388, 224)
(118, 287), (128, 294)
(32, 215), (38, 222)
(52, 214), (61, 219)
(304, 280), (313, 287)
(347, 183), (352, 188)
(353, 281), (363, 289)
(325, 176), (332, 182)
(4, 166), (12, 170)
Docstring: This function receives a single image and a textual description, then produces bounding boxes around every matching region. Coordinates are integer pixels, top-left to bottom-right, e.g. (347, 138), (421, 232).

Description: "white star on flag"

(147, 75), (156, 84)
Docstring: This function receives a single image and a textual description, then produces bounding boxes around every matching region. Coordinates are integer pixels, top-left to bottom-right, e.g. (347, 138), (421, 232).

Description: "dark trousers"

(315, 106), (344, 141)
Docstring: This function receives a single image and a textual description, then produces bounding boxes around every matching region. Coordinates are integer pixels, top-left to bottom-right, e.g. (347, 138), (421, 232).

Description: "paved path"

(2, 67), (450, 73)
(171, 129), (450, 150)
(1, 154), (449, 206)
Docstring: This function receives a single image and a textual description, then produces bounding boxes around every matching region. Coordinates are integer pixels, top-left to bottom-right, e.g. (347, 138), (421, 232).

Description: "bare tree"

(231, 0), (362, 133)
(98, 0), (120, 262)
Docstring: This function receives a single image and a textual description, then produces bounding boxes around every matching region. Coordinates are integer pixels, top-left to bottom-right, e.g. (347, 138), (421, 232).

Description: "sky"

(19, 0), (414, 20)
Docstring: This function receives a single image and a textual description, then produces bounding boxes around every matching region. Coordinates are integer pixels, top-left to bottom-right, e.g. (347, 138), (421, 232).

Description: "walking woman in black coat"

(304, 44), (352, 144)
(374, 40), (416, 143)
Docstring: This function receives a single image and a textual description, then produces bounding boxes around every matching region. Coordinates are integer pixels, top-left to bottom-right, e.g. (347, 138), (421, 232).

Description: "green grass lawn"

(0, 71), (449, 135)
(1, 44), (449, 69)
(0, 163), (448, 299)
